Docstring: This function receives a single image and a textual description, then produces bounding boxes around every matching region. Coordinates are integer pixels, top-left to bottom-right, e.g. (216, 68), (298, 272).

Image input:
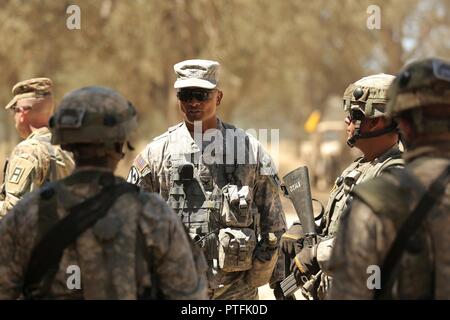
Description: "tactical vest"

(165, 124), (259, 281)
(320, 146), (404, 237)
(351, 158), (449, 299)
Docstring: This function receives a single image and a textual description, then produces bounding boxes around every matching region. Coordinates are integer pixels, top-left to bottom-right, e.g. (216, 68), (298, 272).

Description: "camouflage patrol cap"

(385, 57), (450, 117)
(343, 73), (395, 118)
(50, 86), (137, 145)
(174, 59), (220, 89)
(5, 77), (53, 110)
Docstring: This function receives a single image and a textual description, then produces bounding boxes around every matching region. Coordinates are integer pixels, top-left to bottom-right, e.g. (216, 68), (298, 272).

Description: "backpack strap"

(23, 176), (138, 299)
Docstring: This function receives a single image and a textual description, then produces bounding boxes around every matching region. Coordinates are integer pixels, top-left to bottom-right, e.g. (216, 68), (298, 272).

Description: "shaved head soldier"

(0, 78), (74, 217)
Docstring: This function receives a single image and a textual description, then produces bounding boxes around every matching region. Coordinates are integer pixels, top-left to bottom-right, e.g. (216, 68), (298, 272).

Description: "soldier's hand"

(290, 244), (320, 280)
(280, 222), (303, 256)
(273, 281), (296, 300)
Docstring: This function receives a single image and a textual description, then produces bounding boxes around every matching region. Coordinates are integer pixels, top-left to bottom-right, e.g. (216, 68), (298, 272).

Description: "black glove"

(290, 243), (320, 280)
(280, 223), (303, 257)
(273, 281), (296, 300)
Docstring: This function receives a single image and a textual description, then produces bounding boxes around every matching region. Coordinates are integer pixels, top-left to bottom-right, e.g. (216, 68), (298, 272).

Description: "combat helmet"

(50, 86), (137, 147)
(385, 57), (450, 134)
(343, 73), (397, 147)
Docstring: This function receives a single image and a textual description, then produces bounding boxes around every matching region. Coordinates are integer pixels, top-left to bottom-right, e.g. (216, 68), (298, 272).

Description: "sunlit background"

(1, 0), (449, 299)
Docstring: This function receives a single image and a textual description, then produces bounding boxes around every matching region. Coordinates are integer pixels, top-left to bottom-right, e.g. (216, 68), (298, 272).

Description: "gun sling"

(375, 165), (450, 299)
(23, 181), (138, 299)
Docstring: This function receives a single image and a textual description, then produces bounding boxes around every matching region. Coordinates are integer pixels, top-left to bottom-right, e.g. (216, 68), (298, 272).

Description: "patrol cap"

(5, 77), (53, 110)
(386, 57), (450, 117)
(173, 59), (220, 89)
(343, 73), (395, 118)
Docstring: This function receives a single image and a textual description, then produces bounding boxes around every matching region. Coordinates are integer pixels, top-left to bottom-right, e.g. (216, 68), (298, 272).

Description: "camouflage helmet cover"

(50, 86), (137, 145)
(343, 73), (395, 118)
(385, 57), (450, 117)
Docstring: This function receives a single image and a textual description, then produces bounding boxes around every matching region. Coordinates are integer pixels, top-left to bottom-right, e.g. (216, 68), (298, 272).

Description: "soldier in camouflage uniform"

(329, 58), (450, 299)
(281, 73), (404, 299)
(0, 86), (208, 299)
(128, 59), (287, 300)
(0, 78), (74, 217)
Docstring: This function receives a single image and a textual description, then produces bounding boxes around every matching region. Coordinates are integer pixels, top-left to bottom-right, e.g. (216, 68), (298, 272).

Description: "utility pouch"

(218, 227), (256, 272)
(221, 184), (253, 227)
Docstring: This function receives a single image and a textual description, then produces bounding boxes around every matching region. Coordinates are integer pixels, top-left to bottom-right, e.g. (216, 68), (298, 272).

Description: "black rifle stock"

(280, 166), (317, 297)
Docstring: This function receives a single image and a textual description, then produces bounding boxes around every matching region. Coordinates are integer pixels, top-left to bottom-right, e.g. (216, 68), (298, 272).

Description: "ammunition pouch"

(218, 227), (256, 272)
(221, 184), (254, 228)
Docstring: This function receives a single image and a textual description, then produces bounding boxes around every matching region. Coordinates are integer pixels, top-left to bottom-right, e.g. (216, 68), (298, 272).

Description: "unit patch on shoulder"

(127, 166), (140, 184)
(5, 157), (35, 194)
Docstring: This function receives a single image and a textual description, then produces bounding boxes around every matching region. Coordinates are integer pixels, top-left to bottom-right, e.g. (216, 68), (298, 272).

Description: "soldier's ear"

(216, 90), (223, 106)
(19, 111), (28, 123)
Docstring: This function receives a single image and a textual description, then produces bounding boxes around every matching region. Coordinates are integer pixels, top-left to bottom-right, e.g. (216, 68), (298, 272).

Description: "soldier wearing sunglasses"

(128, 59), (287, 300)
(281, 73), (404, 299)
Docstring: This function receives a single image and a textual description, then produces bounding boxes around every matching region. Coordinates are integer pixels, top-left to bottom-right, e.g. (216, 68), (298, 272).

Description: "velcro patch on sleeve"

(5, 157), (35, 195)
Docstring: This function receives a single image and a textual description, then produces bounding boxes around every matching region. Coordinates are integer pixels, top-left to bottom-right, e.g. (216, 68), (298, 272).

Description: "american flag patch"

(134, 154), (148, 172)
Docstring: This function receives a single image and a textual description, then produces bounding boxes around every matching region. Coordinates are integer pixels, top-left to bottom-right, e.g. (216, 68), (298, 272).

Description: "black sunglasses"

(177, 90), (214, 102)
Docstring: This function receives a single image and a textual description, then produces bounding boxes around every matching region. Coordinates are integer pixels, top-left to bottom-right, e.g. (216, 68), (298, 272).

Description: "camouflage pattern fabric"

(328, 144), (450, 299)
(319, 144), (404, 238)
(128, 119), (287, 299)
(0, 169), (208, 299)
(0, 127), (74, 217)
(297, 144), (404, 299)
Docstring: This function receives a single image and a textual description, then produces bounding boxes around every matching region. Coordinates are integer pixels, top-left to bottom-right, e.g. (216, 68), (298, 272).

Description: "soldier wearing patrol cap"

(128, 59), (287, 300)
(0, 78), (74, 217)
(0, 86), (208, 299)
(281, 73), (404, 299)
(329, 57), (450, 299)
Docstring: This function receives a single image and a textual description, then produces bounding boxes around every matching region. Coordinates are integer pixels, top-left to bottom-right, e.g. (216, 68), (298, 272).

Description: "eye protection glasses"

(10, 105), (32, 113)
(176, 90), (214, 102)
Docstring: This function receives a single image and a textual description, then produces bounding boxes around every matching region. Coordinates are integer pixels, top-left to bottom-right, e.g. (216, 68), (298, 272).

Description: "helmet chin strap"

(347, 120), (398, 148)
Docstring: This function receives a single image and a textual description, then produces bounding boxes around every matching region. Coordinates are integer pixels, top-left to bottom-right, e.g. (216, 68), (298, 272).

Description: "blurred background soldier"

(0, 78), (74, 217)
(329, 57), (450, 299)
(128, 59), (287, 300)
(281, 73), (404, 299)
(0, 86), (208, 299)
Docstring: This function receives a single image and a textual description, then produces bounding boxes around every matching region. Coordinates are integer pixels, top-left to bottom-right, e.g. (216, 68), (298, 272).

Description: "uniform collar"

(170, 118), (224, 154)
(26, 127), (50, 140)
